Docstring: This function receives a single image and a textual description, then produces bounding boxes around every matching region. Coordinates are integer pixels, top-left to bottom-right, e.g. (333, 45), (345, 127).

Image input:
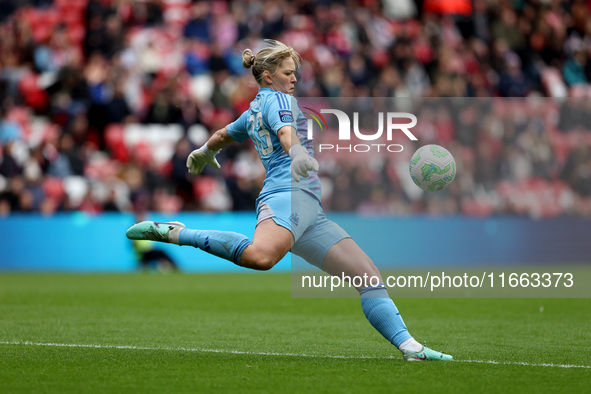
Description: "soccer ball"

(409, 145), (456, 192)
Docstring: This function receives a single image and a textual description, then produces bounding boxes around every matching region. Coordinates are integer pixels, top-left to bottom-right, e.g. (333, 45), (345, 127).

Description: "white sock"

(398, 338), (423, 352)
(168, 227), (183, 245)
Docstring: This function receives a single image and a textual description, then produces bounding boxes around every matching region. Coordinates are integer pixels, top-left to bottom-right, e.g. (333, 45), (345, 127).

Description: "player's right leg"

(126, 218), (292, 270)
(236, 218), (293, 270)
(127, 190), (299, 270)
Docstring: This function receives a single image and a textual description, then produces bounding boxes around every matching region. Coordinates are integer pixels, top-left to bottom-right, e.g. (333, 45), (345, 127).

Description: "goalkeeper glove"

(289, 144), (319, 182)
(186, 144), (221, 175)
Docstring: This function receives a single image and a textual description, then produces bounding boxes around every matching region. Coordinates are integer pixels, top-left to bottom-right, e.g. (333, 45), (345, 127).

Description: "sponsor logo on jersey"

(279, 110), (293, 123)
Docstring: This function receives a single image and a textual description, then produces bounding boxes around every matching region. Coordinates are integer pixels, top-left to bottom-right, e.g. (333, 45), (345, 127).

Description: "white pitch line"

(0, 341), (388, 360)
(451, 358), (591, 369)
(1, 341), (589, 369)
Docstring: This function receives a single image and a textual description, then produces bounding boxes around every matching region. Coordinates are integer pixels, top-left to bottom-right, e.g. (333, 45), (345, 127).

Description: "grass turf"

(0, 273), (589, 393)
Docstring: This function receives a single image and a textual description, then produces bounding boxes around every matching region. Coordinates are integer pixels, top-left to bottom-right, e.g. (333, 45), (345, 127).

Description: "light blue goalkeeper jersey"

(227, 88), (320, 200)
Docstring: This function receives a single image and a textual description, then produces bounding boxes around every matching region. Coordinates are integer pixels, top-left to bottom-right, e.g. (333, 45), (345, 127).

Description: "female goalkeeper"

(127, 40), (452, 361)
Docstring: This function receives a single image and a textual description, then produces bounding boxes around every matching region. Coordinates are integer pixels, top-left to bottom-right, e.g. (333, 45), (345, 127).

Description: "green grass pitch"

(1, 273), (589, 393)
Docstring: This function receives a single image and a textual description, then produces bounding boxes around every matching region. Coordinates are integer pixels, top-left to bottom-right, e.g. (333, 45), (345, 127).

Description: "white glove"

(186, 144), (221, 175)
(289, 144), (319, 182)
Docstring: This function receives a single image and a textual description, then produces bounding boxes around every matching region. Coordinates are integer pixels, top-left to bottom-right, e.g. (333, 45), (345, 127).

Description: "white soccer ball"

(409, 144), (456, 192)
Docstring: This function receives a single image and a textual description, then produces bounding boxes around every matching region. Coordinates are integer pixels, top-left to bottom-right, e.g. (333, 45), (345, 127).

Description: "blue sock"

(359, 284), (412, 348)
(178, 229), (252, 265)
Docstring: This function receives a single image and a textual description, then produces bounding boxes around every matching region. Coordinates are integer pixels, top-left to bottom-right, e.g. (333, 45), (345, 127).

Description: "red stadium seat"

(461, 198), (494, 216)
(133, 141), (154, 166)
(17, 73), (49, 111)
(192, 176), (217, 201)
(42, 177), (66, 201)
(104, 124), (129, 162)
(55, 0), (88, 12)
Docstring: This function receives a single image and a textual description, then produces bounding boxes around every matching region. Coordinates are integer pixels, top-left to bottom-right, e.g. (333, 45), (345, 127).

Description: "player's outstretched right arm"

(186, 126), (234, 175)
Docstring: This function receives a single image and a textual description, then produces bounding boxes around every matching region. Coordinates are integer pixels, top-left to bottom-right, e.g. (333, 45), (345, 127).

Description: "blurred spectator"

(47, 133), (80, 177)
(183, 2), (211, 42)
(563, 46), (588, 86)
(170, 137), (194, 208)
(105, 80), (133, 124)
(143, 88), (183, 124)
(497, 52), (529, 97)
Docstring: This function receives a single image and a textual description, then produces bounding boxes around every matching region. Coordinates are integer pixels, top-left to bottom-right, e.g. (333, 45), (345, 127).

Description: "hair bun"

(242, 49), (256, 68)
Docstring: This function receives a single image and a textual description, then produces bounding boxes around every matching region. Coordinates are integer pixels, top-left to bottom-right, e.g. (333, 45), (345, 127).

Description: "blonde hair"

(241, 40), (301, 86)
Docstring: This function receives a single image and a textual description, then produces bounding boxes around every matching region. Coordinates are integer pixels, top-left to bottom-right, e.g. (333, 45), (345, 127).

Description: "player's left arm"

(277, 125), (298, 153)
(278, 125), (319, 182)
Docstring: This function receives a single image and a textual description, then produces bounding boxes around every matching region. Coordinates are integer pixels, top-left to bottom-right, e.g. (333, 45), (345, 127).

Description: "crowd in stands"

(1, 0), (591, 218)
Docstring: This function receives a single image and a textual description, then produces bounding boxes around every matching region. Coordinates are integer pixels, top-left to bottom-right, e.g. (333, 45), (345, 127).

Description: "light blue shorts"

(256, 189), (350, 269)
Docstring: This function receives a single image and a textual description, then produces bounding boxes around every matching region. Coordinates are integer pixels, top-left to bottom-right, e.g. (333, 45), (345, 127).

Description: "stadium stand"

(1, 0), (591, 217)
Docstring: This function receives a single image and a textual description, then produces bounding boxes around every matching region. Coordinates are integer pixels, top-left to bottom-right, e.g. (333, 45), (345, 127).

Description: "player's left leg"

(321, 238), (452, 361)
(293, 214), (452, 362)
